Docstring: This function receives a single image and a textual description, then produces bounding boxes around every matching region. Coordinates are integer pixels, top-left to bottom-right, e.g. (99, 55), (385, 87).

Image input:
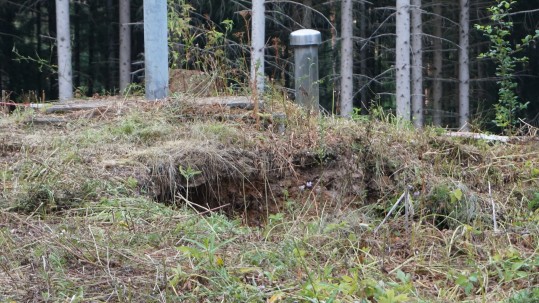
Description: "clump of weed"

(10, 178), (106, 214)
(506, 288), (539, 302)
(424, 183), (479, 228)
(189, 122), (242, 145)
(108, 113), (174, 145)
(13, 183), (59, 214)
(527, 192), (539, 212)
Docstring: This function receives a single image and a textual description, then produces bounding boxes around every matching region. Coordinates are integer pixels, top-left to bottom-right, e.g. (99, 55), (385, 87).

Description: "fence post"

(144, 0), (168, 100)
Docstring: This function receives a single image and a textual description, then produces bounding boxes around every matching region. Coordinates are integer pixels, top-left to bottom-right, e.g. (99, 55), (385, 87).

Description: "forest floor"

(0, 95), (538, 302)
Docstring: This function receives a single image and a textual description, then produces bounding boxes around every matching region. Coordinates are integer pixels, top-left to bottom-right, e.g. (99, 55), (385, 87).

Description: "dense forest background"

(1, 0), (538, 129)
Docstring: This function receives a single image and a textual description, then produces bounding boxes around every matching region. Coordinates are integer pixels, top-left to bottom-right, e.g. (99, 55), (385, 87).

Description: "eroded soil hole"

(142, 140), (366, 224)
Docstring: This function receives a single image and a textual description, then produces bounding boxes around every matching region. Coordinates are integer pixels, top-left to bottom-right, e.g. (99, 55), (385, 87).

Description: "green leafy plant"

(506, 287), (539, 303)
(177, 233), (234, 267)
(178, 165), (202, 205)
(475, 0), (539, 133)
(12, 46), (56, 74)
(376, 289), (409, 303)
(167, 0), (244, 96)
(123, 82), (145, 97)
(528, 192), (539, 212)
(167, 0), (195, 69)
(492, 248), (534, 284)
(455, 271), (480, 296)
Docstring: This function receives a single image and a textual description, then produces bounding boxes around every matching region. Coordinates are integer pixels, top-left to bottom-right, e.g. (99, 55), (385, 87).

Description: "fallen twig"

(445, 131), (512, 143)
(374, 190), (407, 234)
(488, 181), (499, 233)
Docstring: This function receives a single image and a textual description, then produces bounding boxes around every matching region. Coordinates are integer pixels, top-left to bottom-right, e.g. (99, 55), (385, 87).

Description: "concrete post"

(144, 0), (168, 100)
(290, 29), (321, 112)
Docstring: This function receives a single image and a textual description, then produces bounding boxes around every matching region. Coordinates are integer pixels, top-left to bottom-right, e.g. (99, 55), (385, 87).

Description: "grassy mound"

(0, 96), (538, 302)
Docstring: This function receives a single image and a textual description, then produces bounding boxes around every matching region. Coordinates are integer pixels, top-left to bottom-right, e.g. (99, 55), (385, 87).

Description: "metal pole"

(290, 29), (322, 112)
(144, 0), (168, 100)
(251, 0), (265, 94)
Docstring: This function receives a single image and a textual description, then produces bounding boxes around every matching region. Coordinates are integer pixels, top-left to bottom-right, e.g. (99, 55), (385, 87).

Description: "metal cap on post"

(290, 29), (322, 112)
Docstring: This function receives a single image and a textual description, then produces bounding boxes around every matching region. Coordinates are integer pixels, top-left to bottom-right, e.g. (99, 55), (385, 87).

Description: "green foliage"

(491, 248), (537, 284)
(167, 0), (195, 69)
(506, 287), (539, 303)
(108, 113), (172, 144)
(122, 82), (145, 97)
(425, 184), (478, 228)
(167, 0), (243, 95)
(475, 0), (539, 133)
(178, 165), (202, 181)
(455, 271), (480, 296)
(351, 107), (370, 122)
(528, 192), (539, 212)
(176, 233), (236, 267)
(12, 46), (56, 74)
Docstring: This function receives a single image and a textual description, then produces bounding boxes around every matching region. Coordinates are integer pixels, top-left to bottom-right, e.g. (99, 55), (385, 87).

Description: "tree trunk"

(48, 0), (56, 99)
(0, 57), (3, 95)
(396, 0), (411, 120)
(330, 5), (338, 113)
(36, 1), (43, 94)
(411, 0), (423, 128)
(119, 0), (131, 93)
(302, 0), (313, 28)
(459, 0), (470, 130)
(432, 3), (443, 126)
(55, 0), (73, 101)
(74, 1), (80, 89)
(251, 0), (265, 94)
(107, 0), (115, 91)
(359, 1), (368, 114)
(340, 0), (354, 117)
(88, 1), (96, 95)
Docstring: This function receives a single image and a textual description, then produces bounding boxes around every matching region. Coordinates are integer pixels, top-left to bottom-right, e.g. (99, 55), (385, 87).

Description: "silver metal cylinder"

(290, 29), (322, 112)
